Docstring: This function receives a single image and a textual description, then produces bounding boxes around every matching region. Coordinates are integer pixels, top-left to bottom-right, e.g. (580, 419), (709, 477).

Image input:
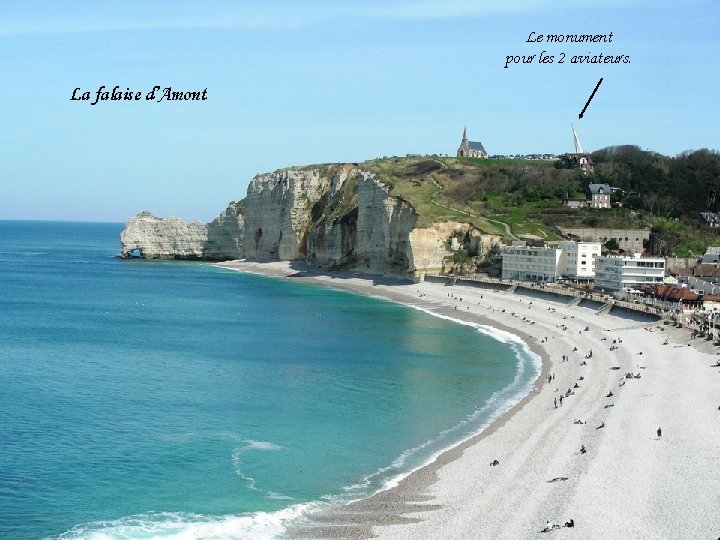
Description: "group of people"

(541, 519), (574, 533)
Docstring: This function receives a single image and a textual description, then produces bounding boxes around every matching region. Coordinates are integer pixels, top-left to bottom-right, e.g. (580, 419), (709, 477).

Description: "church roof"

(468, 141), (486, 152)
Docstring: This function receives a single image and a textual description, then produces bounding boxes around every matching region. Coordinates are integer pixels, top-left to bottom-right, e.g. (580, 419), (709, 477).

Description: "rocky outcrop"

(119, 204), (243, 260)
(120, 166), (501, 277)
(205, 203), (245, 260)
(409, 222), (502, 276)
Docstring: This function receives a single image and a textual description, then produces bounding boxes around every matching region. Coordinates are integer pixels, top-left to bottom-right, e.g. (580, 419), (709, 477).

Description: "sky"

(1, 0), (718, 222)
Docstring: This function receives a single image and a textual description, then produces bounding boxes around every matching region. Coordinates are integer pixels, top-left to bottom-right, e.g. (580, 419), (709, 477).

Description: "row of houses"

(501, 242), (666, 291)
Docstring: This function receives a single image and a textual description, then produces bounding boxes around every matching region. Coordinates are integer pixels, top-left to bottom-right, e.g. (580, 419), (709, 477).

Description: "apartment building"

(501, 246), (562, 282)
(594, 254), (665, 291)
(558, 241), (602, 279)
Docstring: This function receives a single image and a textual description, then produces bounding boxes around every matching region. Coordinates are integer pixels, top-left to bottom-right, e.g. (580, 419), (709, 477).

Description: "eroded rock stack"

(119, 204), (243, 260)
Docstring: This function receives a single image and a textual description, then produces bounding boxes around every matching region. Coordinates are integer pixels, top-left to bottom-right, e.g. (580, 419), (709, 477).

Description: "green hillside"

(358, 146), (720, 257)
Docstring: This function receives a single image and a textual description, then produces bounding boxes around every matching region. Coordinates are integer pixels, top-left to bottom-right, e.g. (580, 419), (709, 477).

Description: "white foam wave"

(231, 440), (285, 492)
(265, 491), (295, 501)
(407, 303), (529, 345)
(52, 504), (321, 540)
(244, 440), (284, 451)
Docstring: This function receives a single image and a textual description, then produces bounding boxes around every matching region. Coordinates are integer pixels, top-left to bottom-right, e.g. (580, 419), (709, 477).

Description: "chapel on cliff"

(457, 127), (487, 158)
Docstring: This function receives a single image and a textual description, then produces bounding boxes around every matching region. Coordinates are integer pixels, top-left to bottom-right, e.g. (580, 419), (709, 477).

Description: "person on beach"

(559, 395), (563, 406)
(580, 445), (587, 454)
(554, 397), (557, 409)
(564, 519), (575, 528)
(657, 427), (662, 438)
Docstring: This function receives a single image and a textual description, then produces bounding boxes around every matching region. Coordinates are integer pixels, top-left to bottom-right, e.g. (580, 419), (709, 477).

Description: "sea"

(0, 221), (540, 540)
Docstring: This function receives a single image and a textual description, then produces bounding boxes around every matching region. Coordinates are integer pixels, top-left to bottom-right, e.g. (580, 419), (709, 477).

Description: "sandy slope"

(216, 261), (720, 540)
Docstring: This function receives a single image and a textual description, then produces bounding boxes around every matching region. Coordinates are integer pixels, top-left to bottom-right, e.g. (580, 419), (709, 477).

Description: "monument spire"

(571, 124), (584, 154)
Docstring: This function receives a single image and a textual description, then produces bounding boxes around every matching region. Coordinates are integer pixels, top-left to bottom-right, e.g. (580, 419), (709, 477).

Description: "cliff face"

(354, 173), (417, 275)
(119, 204), (243, 260)
(120, 166), (500, 277)
(242, 169), (332, 260)
(205, 203), (245, 260)
(409, 222), (501, 275)
(307, 171), (417, 275)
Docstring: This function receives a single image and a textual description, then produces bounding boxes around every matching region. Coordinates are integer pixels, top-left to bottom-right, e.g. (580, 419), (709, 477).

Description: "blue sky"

(1, 0), (718, 222)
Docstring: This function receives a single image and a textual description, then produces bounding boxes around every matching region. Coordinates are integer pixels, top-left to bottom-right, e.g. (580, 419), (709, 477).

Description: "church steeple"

(457, 126), (487, 159)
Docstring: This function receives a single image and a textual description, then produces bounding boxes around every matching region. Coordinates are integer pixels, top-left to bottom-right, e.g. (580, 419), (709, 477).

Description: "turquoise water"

(0, 221), (538, 539)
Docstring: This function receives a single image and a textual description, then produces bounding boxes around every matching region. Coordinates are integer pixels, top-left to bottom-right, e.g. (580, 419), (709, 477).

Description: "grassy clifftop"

(361, 156), (570, 238)
(278, 147), (720, 256)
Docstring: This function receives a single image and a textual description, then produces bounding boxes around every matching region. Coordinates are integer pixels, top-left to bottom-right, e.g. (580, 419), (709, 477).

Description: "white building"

(558, 241), (601, 279)
(594, 254), (665, 291)
(587, 183), (611, 209)
(502, 242), (602, 282)
(501, 246), (562, 282)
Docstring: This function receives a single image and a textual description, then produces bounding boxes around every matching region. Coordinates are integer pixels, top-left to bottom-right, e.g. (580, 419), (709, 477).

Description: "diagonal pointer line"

(579, 78), (603, 119)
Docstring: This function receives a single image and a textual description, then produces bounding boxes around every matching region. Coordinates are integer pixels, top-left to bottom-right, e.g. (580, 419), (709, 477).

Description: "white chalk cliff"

(120, 204), (243, 260)
(120, 165), (501, 277)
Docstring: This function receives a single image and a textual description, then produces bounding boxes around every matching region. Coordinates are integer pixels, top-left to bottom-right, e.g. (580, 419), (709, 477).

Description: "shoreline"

(215, 260), (720, 539)
(214, 260), (548, 536)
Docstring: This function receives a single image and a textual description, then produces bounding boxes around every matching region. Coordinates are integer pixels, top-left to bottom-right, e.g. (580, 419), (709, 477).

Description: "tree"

(604, 239), (620, 253)
(447, 250), (473, 275)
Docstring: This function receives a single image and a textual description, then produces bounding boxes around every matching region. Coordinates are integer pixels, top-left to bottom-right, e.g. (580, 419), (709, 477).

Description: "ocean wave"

(265, 491), (295, 501)
(231, 440), (285, 492)
(242, 440), (284, 452)
(51, 505), (319, 540)
(406, 303), (527, 345)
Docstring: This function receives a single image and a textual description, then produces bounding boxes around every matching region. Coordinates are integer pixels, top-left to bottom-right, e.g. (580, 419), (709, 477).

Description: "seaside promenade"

(424, 273), (667, 319)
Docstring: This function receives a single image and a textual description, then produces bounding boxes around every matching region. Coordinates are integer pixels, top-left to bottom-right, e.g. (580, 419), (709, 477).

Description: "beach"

(217, 260), (720, 539)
